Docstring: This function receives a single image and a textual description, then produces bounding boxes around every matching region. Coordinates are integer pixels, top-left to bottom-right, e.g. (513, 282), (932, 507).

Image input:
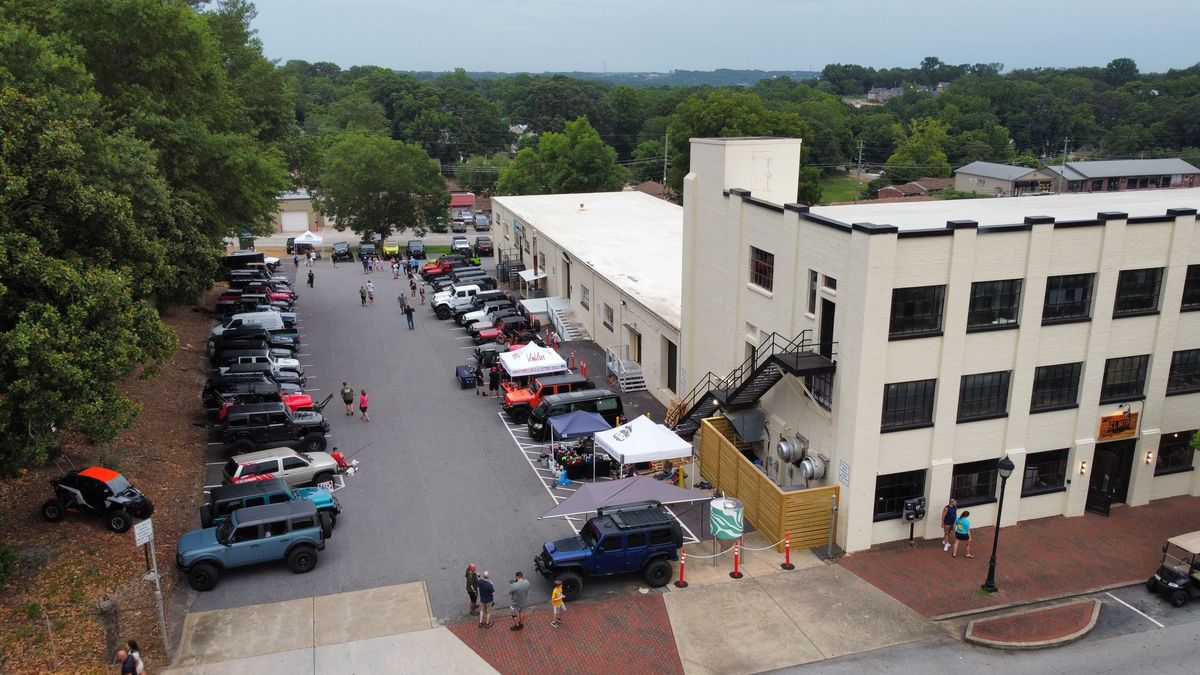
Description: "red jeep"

(503, 373), (592, 423)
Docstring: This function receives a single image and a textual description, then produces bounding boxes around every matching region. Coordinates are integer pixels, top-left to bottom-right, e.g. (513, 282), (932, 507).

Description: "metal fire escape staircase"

(669, 331), (836, 439)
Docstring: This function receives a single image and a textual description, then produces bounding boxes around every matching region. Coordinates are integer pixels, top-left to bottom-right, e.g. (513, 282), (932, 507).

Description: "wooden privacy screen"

(698, 417), (838, 551)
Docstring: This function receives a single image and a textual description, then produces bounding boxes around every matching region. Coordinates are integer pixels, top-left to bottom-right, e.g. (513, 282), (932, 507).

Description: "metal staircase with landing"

(669, 331), (836, 439)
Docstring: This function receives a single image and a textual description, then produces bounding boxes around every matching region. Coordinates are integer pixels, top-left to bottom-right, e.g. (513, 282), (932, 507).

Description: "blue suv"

(534, 501), (682, 601)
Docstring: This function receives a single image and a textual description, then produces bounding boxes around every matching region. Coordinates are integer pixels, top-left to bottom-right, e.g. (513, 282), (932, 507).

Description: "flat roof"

(808, 187), (1200, 232)
(493, 192), (683, 329)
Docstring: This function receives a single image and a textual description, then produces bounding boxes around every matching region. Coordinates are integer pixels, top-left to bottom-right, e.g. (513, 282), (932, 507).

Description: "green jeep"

(200, 478), (341, 529)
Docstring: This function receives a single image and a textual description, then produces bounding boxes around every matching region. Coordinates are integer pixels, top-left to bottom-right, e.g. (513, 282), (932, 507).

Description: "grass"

(819, 175), (867, 204)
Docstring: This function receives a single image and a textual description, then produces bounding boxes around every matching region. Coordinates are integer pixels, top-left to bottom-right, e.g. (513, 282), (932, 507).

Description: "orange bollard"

(781, 535), (795, 570)
(729, 542), (744, 579)
(570, 351), (576, 369)
(674, 552), (689, 588)
(581, 360), (587, 378)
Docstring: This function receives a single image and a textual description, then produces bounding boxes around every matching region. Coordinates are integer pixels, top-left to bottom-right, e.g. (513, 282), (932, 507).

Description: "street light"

(982, 455), (1016, 594)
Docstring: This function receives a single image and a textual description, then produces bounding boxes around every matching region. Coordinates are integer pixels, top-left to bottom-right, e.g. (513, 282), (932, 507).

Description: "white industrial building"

(491, 192), (684, 407)
(678, 137), (1200, 553)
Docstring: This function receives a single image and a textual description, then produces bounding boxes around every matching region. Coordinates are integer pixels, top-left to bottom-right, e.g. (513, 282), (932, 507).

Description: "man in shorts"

(508, 571), (529, 631)
(340, 382), (355, 416)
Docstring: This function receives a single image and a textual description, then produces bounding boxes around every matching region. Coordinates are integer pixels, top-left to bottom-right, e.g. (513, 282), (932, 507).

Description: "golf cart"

(1146, 529), (1200, 607)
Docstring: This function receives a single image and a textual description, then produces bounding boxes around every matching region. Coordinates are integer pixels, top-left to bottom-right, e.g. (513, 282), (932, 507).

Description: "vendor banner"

(709, 497), (744, 540)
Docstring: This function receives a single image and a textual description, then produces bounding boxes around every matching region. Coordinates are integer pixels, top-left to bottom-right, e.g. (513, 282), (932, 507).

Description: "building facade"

(1045, 159), (1200, 193)
(954, 161), (1057, 197)
(683, 138), (1200, 553)
(275, 190), (328, 233)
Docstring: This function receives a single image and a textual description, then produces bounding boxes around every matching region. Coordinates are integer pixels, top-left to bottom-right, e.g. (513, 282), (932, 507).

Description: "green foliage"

(0, 541), (16, 587)
(629, 140), (665, 184)
(313, 132), (449, 240)
(797, 166), (822, 205)
(934, 189), (987, 200)
(455, 154), (511, 196)
(883, 118), (952, 184)
(495, 118), (628, 195)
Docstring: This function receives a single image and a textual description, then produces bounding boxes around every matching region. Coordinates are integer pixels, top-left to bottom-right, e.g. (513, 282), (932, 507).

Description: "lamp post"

(982, 455), (1016, 594)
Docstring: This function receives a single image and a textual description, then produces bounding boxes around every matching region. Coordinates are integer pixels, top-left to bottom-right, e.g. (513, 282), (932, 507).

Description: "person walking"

(398, 292), (408, 311)
(306, 250), (315, 267)
(419, 286), (426, 304)
(465, 563), (480, 615)
(116, 648), (137, 675)
(366, 280), (375, 304)
(474, 363), (485, 395)
(358, 389), (370, 421)
(127, 640), (146, 674)
(410, 279), (417, 298)
(489, 365), (500, 398)
(340, 382), (355, 416)
(307, 269), (315, 288)
(359, 285), (368, 306)
(292, 253), (300, 268)
(952, 510), (973, 558)
(361, 256), (369, 274)
(392, 261), (400, 280)
(403, 304), (415, 330)
(478, 571), (495, 628)
(508, 571), (529, 631)
(550, 578), (566, 628)
(941, 498), (958, 552)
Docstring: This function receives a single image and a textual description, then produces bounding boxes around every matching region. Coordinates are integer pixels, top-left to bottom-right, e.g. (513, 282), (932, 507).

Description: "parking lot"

(192, 257), (688, 620)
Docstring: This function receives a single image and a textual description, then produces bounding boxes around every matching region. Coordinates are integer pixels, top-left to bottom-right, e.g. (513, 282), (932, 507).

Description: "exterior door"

(562, 261), (571, 299)
(664, 338), (678, 393)
(1085, 440), (1135, 515)
(819, 299), (835, 358)
(630, 331), (642, 364)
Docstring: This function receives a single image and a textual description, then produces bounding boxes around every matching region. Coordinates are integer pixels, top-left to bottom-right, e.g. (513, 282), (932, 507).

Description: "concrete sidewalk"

(840, 495), (1200, 619)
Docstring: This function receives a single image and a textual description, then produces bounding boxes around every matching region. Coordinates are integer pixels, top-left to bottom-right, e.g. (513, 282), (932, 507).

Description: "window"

(1113, 268), (1163, 316)
(268, 493), (290, 504)
(881, 379), (936, 431)
(625, 533), (646, 548)
(951, 459), (998, 507)
(1167, 349), (1200, 395)
(823, 275), (837, 291)
(265, 521), (288, 537)
(888, 286), (946, 338)
(292, 516), (316, 530)
(1100, 355), (1150, 402)
(648, 529), (673, 546)
(957, 371), (1011, 422)
(251, 460), (277, 476)
(1181, 265), (1200, 311)
(873, 470), (926, 521)
(1021, 449), (1068, 497)
(594, 397), (619, 412)
(807, 270), (818, 313)
(603, 304), (614, 331)
(807, 372), (834, 411)
(1030, 362), (1083, 412)
(234, 526), (260, 542)
(282, 456), (306, 470)
(1043, 273), (1094, 323)
(750, 247), (774, 291)
(1156, 430), (1196, 475)
(967, 279), (1022, 330)
(580, 285), (590, 310)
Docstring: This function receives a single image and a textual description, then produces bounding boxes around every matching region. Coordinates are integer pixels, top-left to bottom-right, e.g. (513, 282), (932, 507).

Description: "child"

(550, 579), (565, 628)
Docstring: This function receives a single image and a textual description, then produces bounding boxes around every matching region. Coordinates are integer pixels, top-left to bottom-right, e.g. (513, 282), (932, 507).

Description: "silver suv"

(223, 448), (338, 488)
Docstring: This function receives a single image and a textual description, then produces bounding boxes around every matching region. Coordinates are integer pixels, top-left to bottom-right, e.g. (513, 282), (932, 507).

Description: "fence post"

(827, 493), (839, 559)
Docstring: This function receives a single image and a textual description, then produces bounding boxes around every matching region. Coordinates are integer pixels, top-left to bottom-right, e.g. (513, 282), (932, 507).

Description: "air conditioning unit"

(797, 454), (828, 485)
(776, 434), (809, 464)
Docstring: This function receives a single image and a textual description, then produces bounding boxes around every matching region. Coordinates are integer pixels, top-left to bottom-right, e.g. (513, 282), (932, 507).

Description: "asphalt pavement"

(189, 259), (579, 620)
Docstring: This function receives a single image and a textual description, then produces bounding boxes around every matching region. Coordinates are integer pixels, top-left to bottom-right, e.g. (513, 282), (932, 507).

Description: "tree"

(630, 140), (665, 184)
(455, 154), (512, 196)
(306, 92), (390, 135)
(496, 117), (628, 195)
(1104, 58), (1139, 87)
(883, 118), (952, 184)
(312, 132), (449, 241)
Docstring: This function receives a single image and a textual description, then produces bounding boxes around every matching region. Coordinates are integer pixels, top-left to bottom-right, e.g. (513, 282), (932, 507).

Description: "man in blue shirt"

(478, 571), (495, 628)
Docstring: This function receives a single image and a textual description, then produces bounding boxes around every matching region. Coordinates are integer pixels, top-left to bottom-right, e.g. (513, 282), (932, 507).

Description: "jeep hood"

(546, 536), (590, 562)
(178, 527), (222, 558)
(292, 410), (325, 425)
(295, 486), (338, 510)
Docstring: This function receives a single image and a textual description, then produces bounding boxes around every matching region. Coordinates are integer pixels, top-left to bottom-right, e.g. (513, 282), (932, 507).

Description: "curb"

(930, 577), (1142, 621)
(964, 599), (1101, 650)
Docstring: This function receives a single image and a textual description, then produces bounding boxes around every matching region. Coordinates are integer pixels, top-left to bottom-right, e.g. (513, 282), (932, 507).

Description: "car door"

(594, 534), (624, 575)
(248, 413), (272, 443)
(77, 476), (108, 513)
(623, 532), (648, 572)
(258, 519), (291, 560)
(280, 455), (310, 485)
(267, 411), (291, 442)
(227, 523), (263, 566)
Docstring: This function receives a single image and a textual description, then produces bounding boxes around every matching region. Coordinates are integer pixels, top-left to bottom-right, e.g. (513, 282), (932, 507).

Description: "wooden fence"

(698, 417), (838, 551)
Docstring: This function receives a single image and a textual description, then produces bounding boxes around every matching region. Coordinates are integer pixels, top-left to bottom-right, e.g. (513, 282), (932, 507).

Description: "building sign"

(838, 460), (850, 487)
(1097, 411), (1139, 442)
(134, 518), (154, 546)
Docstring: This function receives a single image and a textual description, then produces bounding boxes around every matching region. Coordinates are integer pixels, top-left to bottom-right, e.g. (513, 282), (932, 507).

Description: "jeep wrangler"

(503, 374), (592, 423)
(534, 501), (681, 601)
(201, 477), (340, 528)
(219, 402), (329, 454)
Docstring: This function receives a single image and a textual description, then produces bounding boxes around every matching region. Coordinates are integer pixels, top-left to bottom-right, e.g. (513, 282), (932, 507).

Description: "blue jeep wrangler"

(176, 500), (329, 591)
(534, 501), (682, 601)
(200, 478), (341, 529)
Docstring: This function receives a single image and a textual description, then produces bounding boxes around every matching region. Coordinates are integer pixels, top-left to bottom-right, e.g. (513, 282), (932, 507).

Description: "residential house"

(877, 177), (954, 200)
(1044, 159), (1200, 194)
(954, 162), (1058, 197)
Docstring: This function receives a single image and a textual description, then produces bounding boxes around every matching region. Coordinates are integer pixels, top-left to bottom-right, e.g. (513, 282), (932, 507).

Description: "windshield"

(531, 401), (550, 420)
(223, 459), (239, 477)
(216, 519), (234, 542)
(581, 522), (601, 547)
(105, 474), (132, 494)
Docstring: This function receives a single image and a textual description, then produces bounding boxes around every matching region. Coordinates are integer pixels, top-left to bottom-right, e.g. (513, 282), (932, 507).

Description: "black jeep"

(219, 402), (330, 454)
(41, 467), (155, 533)
(331, 241), (354, 262)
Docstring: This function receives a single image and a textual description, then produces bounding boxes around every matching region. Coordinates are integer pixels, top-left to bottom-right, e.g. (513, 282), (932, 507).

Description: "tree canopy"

(495, 117), (628, 195)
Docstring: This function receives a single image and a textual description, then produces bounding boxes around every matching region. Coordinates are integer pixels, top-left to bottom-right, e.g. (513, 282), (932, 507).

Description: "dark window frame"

(1155, 430), (1196, 476)
(873, 469), (927, 522)
(750, 246), (775, 292)
(1182, 265), (1200, 311)
(1167, 349), (1200, 395)
(1021, 449), (1068, 497)
(1100, 355), (1150, 403)
(1042, 273), (1095, 325)
(1113, 267), (1163, 317)
(966, 279), (1022, 331)
(950, 459), (999, 507)
(888, 285), (946, 339)
(1030, 362), (1083, 413)
(807, 270), (818, 314)
(881, 379), (937, 432)
(957, 371), (1011, 422)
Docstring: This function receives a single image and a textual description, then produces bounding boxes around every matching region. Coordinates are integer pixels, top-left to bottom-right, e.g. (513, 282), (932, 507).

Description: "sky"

(249, 0), (1200, 74)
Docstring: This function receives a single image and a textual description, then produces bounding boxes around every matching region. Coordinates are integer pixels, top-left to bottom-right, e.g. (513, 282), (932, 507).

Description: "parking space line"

(205, 462), (225, 466)
(500, 412), (581, 535)
(1106, 592), (1165, 628)
(203, 484), (223, 490)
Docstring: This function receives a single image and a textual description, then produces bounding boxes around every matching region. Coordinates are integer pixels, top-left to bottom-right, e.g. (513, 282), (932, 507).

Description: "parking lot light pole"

(982, 456), (1016, 594)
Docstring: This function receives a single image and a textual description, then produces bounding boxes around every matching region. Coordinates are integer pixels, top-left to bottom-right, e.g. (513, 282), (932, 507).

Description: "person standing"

(508, 571), (529, 631)
(306, 250), (315, 267)
(465, 563), (480, 615)
(359, 285), (367, 306)
(550, 578), (566, 628)
(474, 363), (485, 396)
(941, 498), (958, 552)
(398, 292), (408, 311)
(127, 640), (146, 674)
(489, 365), (500, 398)
(358, 389), (370, 421)
(403, 304), (415, 330)
(410, 279), (417, 298)
(361, 256), (369, 274)
(952, 510), (973, 558)
(366, 280), (375, 304)
(419, 286), (426, 305)
(307, 269), (315, 288)
(478, 571), (495, 628)
(340, 382), (355, 416)
(116, 648), (137, 675)
(293, 253), (300, 268)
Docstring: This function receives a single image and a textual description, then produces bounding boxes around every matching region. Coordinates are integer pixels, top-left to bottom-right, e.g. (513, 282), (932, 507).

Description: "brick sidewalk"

(448, 593), (683, 675)
(840, 495), (1200, 618)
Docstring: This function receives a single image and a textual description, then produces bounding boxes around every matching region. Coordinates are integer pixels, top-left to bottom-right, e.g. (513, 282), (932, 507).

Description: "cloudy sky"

(250, 0), (1198, 74)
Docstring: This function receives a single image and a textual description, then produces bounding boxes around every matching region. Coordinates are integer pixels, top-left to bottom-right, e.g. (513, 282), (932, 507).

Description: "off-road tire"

(318, 511), (334, 538)
(188, 563), (219, 591)
(555, 570), (583, 603)
(1170, 589), (1189, 607)
(1146, 576), (1160, 594)
(642, 558), (673, 588)
(107, 510), (132, 533)
(436, 306), (451, 320)
(227, 438), (255, 455)
(508, 408), (529, 424)
(41, 498), (66, 522)
(312, 471), (334, 487)
(302, 433), (327, 453)
(288, 545), (319, 574)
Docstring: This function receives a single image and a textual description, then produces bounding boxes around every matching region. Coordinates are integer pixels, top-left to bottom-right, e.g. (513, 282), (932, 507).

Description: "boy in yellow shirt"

(550, 579), (565, 628)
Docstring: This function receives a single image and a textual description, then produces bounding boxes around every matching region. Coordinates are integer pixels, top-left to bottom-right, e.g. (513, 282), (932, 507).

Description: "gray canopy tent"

(548, 410), (612, 480)
(540, 476), (711, 519)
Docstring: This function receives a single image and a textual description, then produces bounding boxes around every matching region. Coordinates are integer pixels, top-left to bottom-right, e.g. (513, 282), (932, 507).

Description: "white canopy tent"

(498, 344), (567, 377)
(594, 415), (693, 465)
(293, 230), (324, 245)
(517, 269), (548, 283)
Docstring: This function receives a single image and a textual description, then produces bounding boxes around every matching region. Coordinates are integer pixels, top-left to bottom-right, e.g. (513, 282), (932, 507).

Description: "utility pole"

(855, 140), (865, 203)
(1057, 137), (1070, 194)
(662, 131), (669, 190)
